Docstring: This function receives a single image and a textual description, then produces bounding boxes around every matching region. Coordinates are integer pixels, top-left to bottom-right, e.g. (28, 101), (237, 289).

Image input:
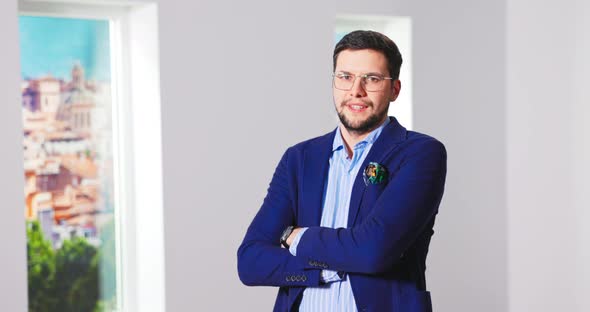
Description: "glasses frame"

(332, 72), (394, 92)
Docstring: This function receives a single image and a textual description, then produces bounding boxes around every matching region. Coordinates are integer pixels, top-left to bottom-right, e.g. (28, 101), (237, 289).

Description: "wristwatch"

(280, 226), (295, 249)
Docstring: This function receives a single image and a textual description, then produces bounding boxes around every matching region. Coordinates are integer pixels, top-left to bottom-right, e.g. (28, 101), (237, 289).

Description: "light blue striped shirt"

(289, 117), (390, 312)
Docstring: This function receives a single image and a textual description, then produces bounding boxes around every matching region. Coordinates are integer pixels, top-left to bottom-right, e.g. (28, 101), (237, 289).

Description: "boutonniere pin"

(363, 162), (388, 186)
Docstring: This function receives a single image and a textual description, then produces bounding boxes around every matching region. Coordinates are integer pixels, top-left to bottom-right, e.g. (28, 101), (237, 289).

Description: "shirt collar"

(332, 116), (391, 152)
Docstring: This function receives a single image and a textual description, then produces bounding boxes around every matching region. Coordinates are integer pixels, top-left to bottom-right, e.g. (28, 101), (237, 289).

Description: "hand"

(286, 227), (302, 247)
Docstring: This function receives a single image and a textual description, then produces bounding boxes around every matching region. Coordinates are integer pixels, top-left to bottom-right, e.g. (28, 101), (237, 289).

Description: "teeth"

(351, 105), (365, 110)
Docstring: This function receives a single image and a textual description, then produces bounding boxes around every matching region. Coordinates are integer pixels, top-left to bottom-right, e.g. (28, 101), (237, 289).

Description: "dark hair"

(333, 30), (403, 79)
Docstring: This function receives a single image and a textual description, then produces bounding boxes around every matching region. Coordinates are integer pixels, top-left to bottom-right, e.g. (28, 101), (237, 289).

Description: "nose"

(349, 76), (367, 98)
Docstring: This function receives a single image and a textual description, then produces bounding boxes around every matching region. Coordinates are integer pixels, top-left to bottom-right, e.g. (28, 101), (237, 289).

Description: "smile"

(346, 104), (369, 112)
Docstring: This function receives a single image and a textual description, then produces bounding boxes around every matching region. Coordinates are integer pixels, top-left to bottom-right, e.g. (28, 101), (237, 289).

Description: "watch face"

(281, 226), (294, 247)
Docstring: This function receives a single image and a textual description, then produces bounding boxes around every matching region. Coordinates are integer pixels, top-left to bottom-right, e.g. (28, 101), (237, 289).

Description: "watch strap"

(280, 226), (295, 248)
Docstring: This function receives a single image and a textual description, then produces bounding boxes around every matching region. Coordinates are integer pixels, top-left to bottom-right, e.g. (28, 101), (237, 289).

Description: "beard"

(336, 100), (388, 135)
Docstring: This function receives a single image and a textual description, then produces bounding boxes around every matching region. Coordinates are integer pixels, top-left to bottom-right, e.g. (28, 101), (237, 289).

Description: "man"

(238, 30), (447, 312)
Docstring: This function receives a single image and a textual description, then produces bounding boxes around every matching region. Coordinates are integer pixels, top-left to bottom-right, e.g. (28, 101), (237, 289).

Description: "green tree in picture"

(27, 221), (57, 312)
(26, 220), (119, 311)
(68, 254), (99, 312)
(53, 237), (99, 312)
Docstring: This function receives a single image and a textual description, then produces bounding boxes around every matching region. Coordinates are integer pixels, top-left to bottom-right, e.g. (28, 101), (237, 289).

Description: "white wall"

(2, 0), (587, 311)
(157, 2), (333, 310)
(0, 1), (28, 311)
(404, 1), (508, 311)
(576, 0), (590, 305)
(507, 0), (590, 311)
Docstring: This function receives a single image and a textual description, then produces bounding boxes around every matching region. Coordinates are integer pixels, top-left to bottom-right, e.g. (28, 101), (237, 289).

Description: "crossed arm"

(237, 139), (447, 286)
(237, 147), (324, 287)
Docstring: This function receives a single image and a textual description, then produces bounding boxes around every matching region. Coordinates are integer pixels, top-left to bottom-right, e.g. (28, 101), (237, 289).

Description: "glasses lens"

(333, 74), (353, 90)
(363, 76), (384, 92)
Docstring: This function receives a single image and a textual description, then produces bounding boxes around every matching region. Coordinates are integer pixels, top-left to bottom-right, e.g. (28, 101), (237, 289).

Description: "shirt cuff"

(288, 227), (308, 256)
(320, 270), (342, 283)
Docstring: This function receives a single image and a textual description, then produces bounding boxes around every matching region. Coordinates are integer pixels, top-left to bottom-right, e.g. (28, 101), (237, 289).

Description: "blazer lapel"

(347, 117), (407, 227)
(301, 130), (335, 226)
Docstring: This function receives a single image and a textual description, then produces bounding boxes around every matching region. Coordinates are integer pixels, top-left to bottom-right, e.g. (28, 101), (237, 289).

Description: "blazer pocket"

(365, 182), (387, 198)
(399, 290), (432, 312)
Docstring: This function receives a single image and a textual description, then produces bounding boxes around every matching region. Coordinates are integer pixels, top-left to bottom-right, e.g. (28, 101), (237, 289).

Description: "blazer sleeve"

(296, 138), (447, 274)
(237, 147), (322, 287)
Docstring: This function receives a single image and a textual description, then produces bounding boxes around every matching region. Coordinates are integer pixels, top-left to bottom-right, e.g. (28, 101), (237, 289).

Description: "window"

(20, 15), (118, 311)
(19, 2), (164, 311)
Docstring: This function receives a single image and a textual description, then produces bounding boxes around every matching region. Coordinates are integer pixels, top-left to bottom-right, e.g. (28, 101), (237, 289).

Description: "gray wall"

(406, 1), (508, 311)
(507, 0), (590, 311)
(158, 2), (332, 311)
(2, 0), (588, 311)
(0, 1), (28, 311)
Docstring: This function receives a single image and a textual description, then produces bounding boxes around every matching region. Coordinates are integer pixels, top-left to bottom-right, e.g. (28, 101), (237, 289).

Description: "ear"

(389, 79), (401, 102)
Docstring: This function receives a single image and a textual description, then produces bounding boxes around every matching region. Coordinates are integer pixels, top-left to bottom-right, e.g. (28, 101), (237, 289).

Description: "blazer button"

(296, 275), (302, 281)
(302, 275), (307, 281)
(285, 276), (291, 282)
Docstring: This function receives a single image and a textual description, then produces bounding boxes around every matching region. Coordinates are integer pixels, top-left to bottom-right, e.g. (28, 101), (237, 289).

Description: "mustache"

(341, 99), (372, 107)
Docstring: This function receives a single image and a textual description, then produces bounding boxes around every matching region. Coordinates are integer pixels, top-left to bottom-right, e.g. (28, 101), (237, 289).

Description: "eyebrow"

(363, 72), (386, 77)
(336, 71), (385, 76)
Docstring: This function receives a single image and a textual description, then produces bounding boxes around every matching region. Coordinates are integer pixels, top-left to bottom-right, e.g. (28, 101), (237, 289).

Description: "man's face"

(333, 49), (401, 134)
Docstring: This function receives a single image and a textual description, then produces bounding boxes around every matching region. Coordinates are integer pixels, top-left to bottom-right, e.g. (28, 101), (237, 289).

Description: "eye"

(337, 73), (353, 81)
(366, 75), (383, 83)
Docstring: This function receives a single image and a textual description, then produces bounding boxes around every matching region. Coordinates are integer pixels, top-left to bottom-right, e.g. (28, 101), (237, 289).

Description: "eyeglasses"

(333, 72), (394, 92)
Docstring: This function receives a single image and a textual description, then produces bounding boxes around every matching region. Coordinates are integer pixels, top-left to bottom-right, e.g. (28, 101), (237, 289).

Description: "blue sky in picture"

(19, 15), (111, 82)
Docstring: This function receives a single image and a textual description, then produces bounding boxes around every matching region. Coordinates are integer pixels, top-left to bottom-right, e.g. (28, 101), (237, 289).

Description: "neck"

(339, 116), (387, 158)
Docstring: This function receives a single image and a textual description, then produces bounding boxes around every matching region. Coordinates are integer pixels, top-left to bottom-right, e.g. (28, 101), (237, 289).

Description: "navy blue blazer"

(238, 117), (447, 312)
